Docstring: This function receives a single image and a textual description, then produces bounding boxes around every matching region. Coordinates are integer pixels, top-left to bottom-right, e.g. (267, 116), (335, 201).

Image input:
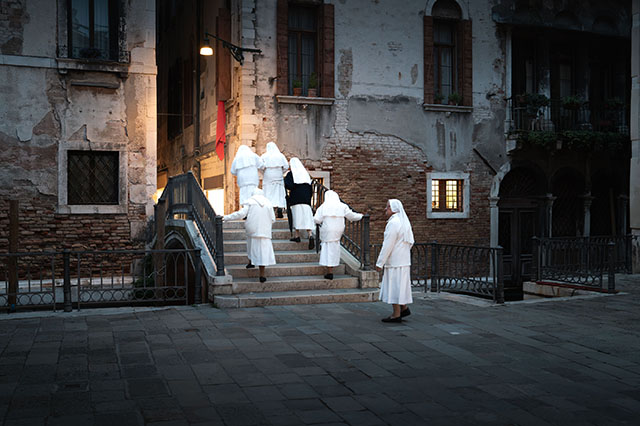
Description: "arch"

(553, 10), (581, 31)
(498, 165), (547, 199)
(592, 16), (617, 36)
(424, 0), (469, 20)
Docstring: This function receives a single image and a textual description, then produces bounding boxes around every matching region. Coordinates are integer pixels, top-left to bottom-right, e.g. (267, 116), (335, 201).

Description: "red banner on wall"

(216, 101), (225, 161)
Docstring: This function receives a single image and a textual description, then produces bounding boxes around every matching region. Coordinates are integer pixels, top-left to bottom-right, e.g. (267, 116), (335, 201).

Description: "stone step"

(223, 219), (290, 230)
(227, 262), (345, 278)
(224, 239), (311, 252)
(213, 288), (379, 308)
(231, 274), (359, 293)
(225, 250), (319, 265)
(224, 228), (298, 241)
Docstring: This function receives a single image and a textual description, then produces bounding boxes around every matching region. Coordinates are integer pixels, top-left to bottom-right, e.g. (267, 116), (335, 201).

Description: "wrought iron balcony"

(506, 98), (629, 135)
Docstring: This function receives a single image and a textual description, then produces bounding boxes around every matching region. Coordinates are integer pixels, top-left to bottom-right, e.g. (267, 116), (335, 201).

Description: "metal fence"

(0, 248), (201, 313)
(532, 235), (633, 292)
(371, 242), (504, 303)
(311, 179), (371, 269)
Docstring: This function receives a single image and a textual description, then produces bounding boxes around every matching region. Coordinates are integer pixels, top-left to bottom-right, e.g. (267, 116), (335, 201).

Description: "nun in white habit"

(260, 142), (289, 216)
(284, 157), (315, 249)
(376, 199), (414, 323)
(223, 188), (276, 282)
(314, 190), (363, 279)
(230, 145), (264, 206)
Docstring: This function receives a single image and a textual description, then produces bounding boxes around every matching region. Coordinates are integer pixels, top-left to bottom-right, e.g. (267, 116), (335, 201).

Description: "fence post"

(361, 215), (370, 270)
(532, 237), (540, 281)
(194, 249), (202, 304)
(430, 242), (438, 292)
(63, 249), (72, 312)
(625, 234), (632, 273)
(496, 246), (505, 304)
(607, 241), (616, 293)
(8, 200), (18, 312)
(215, 216), (225, 276)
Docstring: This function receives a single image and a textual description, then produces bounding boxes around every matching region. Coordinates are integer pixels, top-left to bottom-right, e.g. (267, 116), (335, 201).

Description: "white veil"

(261, 142), (289, 169)
(388, 199), (414, 245)
(231, 145), (259, 173)
(289, 157), (311, 184)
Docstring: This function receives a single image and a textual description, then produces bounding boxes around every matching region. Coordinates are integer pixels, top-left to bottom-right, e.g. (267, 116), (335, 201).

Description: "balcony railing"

(507, 98), (629, 134)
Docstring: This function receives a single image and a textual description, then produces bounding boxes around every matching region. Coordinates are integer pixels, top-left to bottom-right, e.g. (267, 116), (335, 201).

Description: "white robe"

(260, 143), (289, 208)
(314, 199), (363, 267)
(223, 194), (276, 266)
(291, 204), (314, 231)
(231, 147), (264, 205)
(376, 214), (413, 304)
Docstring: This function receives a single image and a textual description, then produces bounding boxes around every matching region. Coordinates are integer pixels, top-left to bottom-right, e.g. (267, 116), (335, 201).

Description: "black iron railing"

(507, 98), (629, 134)
(0, 249), (201, 313)
(533, 235), (635, 292)
(371, 242), (504, 303)
(159, 172), (225, 275)
(311, 179), (371, 270)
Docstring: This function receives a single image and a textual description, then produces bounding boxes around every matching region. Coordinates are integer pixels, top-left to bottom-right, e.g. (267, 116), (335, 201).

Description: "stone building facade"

(0, 0), (157, 252)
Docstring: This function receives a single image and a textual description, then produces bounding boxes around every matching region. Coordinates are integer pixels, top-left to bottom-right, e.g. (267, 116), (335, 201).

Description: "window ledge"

(423, 104), (473, 113)
(427, 211), (470, 219)
(276, 95), (335, 106)
(57, 204), (127, 215)
(56, 57), (129, 76)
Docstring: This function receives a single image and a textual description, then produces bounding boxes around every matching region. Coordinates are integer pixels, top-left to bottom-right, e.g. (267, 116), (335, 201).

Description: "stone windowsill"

(276, 95), (335, 106)
(423, 103), (473, 113)
(56, 57), (130, 76)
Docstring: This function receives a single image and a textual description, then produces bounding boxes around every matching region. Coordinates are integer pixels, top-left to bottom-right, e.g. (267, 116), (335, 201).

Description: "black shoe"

(246, 263), (255, 269)
(290, 237), (301, 242)
(324, 273), (333, 280)
(259, 276), (266, 283)
(276, 208), (283, 218)
(381, 316), (402, 323)
(400, 307), (411, 318)
(308, 237), (315, 250)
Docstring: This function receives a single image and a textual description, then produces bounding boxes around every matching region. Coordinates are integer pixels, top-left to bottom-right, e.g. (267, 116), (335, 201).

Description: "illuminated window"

(432, 179), (463, 212)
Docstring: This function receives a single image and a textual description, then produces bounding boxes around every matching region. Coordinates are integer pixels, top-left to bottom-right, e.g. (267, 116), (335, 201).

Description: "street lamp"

(200, 32), (261, 65)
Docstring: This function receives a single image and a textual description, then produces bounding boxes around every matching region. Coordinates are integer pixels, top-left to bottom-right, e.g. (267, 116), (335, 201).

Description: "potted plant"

(307, 72), (318, 97)
(434, 92), (444, 104)
(519, 93), (549, 118)
(292, 79), (302, 96)
(448, 92), (462, 106)
(561, 95), (583, 110)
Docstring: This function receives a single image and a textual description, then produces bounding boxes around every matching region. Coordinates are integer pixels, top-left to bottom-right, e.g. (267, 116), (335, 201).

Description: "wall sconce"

(200, 32), (261, 65)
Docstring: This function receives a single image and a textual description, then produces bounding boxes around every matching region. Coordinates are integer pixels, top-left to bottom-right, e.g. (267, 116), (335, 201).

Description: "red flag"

(215, 101), (226, 160)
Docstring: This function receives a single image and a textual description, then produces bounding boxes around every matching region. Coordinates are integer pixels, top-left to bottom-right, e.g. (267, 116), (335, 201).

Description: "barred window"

(432, 179), (463, 212)
(67, 151), (119, 205)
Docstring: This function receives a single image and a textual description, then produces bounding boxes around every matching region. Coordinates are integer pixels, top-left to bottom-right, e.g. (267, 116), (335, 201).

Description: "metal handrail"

(310, 178), (371, 270)
(158, 172), (225, 275)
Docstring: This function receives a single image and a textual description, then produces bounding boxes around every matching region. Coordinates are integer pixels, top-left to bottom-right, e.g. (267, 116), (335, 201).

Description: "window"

(424, 0), (472, 106)
(276, 0), (334, 98)
(68, 0), (119, 61)
(67, 151), (119, 205)
(427, 172), (469, 219)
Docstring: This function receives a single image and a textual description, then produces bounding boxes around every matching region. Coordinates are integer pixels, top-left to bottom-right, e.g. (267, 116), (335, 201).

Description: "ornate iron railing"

(159, 172), (225, 275)
(507, 98), (629, 134)
(371, 242), (504, 303)
(0, 249), (201, 313)
(311, 179), (371, 269)
(533, 235), (632, 292)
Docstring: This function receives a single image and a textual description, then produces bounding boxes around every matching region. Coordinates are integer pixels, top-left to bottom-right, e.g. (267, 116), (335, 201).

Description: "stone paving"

(1, 276), (640, 426)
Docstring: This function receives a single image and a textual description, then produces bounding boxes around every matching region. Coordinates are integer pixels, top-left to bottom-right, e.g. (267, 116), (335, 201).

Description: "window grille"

(432, 179), (463, 212)
(288, 5), (317, 95)
(67, 151), (119, 205)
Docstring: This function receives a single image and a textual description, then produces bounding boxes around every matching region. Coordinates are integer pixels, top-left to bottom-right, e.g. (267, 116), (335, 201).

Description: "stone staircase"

(210, 218), (379, 308)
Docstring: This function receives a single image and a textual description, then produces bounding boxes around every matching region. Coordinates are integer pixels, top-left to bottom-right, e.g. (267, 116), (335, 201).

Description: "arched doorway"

(498, 166), (546, 301)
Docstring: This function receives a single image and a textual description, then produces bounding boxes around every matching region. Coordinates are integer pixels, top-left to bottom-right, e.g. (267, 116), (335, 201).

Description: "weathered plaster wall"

(0, 0), (156, 252)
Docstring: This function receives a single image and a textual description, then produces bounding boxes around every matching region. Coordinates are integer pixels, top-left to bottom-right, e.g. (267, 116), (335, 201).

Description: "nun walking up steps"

(284, 158), (315, 250)
(260, 142), (289, 218)
(223, 188), (276, 283)
(230, 145), (264, 206)
(313, 190), (363, 280)
(376, 199), (414, 323)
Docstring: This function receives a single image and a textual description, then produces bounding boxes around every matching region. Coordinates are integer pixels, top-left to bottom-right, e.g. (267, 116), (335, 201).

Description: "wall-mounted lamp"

(200, 32), (261, 65)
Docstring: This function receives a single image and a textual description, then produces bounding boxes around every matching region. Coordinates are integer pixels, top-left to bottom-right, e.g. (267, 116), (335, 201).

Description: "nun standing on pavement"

(375, 199), (414, 323)
(260, 142), (289, 218)
(230, 145), (264, 206)
(313, 190), (363, 280)
(284, 157), (315, 250)
(223, 188), (276, 283)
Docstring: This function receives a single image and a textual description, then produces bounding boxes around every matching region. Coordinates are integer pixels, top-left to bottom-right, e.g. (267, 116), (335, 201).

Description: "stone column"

(489, 196), (500, 248)
(581, 194), (594, 237)
(544, 194), (556, 237)
(631, 0), (640, 271)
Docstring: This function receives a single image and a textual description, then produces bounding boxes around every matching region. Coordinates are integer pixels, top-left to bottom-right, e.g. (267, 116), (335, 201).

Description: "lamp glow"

(200, 45), (213, 56)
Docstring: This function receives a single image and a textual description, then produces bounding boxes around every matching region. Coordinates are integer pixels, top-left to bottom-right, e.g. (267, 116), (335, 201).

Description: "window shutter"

(320, 4), (334, 98)
(423, 15), (434, 104)
(458, 19), (472, 106)
(276, 0), (289, 95)
(216, 8), (232, 102)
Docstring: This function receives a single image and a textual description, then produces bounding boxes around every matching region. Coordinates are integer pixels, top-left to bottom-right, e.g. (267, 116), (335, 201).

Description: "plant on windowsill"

(561, 95), (583, 110)
(447, 92), (462, 106)
(516, 93), (549, 118)
(434, 92), (445, 105)
(292, 79), (302, 96)
(307, 72), (318, 97)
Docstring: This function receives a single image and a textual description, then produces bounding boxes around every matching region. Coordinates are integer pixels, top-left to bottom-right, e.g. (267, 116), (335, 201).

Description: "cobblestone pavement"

(1, 276), (640, 426)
